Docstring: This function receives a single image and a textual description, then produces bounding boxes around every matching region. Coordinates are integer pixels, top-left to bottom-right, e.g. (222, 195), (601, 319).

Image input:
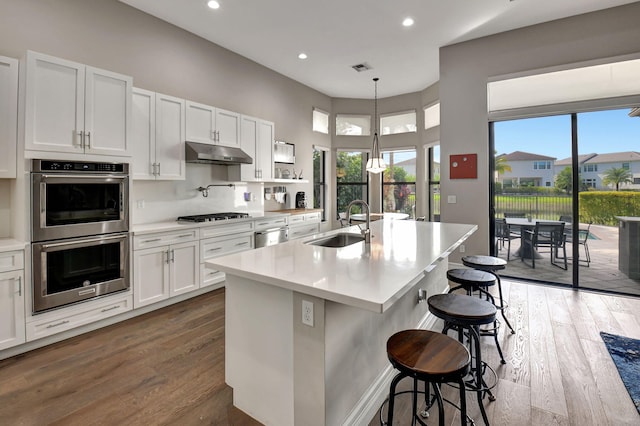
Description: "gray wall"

(0, 0), (332, 229)
(439, 2), (640, 259)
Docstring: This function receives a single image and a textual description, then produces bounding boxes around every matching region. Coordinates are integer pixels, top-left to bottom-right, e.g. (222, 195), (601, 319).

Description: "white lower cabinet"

(288, 212), (321, 240)
(0, 269), (25, 351)
(133, 229), (199, 308)
(200, 221), (254, 288)
(26, 293), (132, 341)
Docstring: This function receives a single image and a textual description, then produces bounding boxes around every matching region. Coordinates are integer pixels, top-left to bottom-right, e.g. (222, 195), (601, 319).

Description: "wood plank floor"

(0, 283), (639, 425)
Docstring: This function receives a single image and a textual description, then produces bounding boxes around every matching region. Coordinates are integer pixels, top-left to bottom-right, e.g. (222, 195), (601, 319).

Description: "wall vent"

(351, 63), (372, 72)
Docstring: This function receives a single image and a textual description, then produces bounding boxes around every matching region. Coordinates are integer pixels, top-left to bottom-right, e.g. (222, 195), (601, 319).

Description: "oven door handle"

(38, 174), (128, 180)
(39, 233), (127, 249)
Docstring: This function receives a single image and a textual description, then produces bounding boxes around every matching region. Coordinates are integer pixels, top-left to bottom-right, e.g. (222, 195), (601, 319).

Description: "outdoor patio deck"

(495, 224), (640, 296)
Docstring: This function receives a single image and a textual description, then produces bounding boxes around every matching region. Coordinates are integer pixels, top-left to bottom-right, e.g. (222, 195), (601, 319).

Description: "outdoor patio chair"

(495, 218), (519, 260)
(522, 221), (567, 270)
(563, 222), (592, 266)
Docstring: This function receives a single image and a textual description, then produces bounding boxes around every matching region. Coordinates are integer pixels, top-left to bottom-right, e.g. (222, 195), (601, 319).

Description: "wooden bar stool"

(447, 268), (506, 364)
(461, 255), (515, 334)
(428, 293), (499, 426)
(384, 329), (471, 426)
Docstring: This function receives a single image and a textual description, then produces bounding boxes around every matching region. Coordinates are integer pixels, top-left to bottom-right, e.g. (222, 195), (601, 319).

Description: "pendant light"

(366, 77), (386, 174)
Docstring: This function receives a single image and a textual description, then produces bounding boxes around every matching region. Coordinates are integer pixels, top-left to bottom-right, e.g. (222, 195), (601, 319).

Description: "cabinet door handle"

(46, 320), (70, 329)
(101, 305), (121, 313)
(165, 250), (171, 264)
(16, 276), (22, 296)
(143, 238), (162, 244)
(207, 247), (222, 253)
(177, 234), (193, 238)
(85, 131), (91, 148)
(235, 241), (248, 246)
(171, 249), (175, 263)
(215, 130), (219, 142)
(211, 130), (216, 140)
(75, 130), (83, 148)
(156, 163), (161, 176)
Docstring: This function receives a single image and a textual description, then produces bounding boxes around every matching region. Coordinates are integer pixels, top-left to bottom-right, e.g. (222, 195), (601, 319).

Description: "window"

(336, 151), (368, 217)
(634, 177), (640, 184)
(382, 149), (417, 218)
(313, 147), (328, 221)
(424, 103), (440, 130)
(336, 114), (370, 136)
(584, 164), (598, 172)
(583, 178), (597, 188)
(312, 108), (329, 134)
(533, 161), (551, 170)
(622, 162), (630, 170)
(381, 110), (417, 135)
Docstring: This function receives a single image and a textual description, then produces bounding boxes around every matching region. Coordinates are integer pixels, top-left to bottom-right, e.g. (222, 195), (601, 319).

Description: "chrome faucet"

(346, 199), (371, 243)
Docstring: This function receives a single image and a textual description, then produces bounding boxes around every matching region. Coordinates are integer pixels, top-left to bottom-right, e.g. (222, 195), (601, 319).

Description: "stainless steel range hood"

(185, 141), (253, 165)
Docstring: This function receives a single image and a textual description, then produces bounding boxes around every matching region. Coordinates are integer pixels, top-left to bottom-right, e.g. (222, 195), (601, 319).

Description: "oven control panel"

(33, 160), (128, 174)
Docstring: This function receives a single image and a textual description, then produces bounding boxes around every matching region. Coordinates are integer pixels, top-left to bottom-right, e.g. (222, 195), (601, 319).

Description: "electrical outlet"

(459, 244), (466, 253)
(302, 300), (314, 327)
(136, 200), (145, 209)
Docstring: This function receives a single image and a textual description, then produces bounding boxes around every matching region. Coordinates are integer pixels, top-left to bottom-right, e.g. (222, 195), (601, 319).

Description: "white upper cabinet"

(24, 51), (132, 157)
(131, 88), (185, 180)
(237, 115), (273, 181)
(0, 56), (18, 178)
(186, 100), (240, 148)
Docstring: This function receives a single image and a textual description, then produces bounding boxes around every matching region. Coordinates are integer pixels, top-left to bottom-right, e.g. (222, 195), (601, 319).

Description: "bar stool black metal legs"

(461, 255), (516, 335)
(447, 268), (506, 364)
(428, 293), (499, 426)
(383, 329), (472, 426)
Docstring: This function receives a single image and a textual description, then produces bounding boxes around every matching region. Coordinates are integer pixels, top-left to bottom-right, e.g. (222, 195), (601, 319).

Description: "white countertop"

(209, 220), (477, 313)
(131, 211), (290, 235)
(0, 238), (27, 252)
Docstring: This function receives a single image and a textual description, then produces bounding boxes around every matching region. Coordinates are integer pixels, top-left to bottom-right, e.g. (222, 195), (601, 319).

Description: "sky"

(494, 108), (640, 160)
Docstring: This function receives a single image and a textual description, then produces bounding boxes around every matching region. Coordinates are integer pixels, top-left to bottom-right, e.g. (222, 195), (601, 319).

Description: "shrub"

(579, 191), (640, 225)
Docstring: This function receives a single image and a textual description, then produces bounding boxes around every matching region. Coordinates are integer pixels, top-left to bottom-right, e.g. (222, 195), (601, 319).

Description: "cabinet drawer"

(288, 214), (305, 225)
(200, 235), (253, 262)
(254, 216), (288, 230)
(200, 221), (254, 239)
(134, 229), (199, 250)
(0, 250), (24, 273)
(304, 212), (321, 223)
(27, 294), (133, 341)
(289, 224), (320, 240)
(201, 264), (225, 288)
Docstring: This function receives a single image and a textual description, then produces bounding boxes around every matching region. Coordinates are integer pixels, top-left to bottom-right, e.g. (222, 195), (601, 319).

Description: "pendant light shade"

(366, 78), (386, 174)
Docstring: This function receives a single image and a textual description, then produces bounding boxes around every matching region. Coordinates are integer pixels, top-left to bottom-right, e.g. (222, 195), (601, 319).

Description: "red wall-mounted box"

(450, 153), (477, 179)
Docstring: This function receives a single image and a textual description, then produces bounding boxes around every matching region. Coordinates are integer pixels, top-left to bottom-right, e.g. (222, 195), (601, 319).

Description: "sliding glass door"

(491, 108), (640, 296)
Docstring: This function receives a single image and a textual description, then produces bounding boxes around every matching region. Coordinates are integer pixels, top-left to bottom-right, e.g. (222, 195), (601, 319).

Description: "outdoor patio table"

(505, 217), (566, 260)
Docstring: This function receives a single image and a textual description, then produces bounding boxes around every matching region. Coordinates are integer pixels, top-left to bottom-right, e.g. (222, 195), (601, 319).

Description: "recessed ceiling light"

(402, 17), (414, 27)
(298, 53), (308, 60)
(207, 1), (220, 10)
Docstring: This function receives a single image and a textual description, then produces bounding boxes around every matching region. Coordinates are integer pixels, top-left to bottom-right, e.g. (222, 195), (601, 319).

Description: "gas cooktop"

(177, 212), (250, 223)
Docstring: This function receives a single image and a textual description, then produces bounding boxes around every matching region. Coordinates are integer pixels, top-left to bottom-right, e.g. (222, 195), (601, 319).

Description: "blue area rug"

(600, 332), (640, 414)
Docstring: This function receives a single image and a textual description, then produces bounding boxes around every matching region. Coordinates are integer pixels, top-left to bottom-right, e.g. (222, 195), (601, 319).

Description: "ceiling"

(119, 0), (639, 99)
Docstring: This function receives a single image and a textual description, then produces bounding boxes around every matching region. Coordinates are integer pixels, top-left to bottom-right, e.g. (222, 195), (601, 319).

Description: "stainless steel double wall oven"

(31, 159), (130, 313)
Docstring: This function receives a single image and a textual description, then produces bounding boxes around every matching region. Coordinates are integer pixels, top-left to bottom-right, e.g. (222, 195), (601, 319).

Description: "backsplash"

(131, 164), (264, 224)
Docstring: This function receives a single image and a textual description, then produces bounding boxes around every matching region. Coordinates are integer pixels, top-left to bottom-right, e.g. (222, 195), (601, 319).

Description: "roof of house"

(497, 151), (556, 161)
(555, 153), (597, 166)
(583, 151), (640, 164)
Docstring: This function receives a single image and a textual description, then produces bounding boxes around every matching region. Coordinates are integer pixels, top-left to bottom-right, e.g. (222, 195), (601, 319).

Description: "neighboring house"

(555, 151), (640, 189)
(496, 151), (556, 188)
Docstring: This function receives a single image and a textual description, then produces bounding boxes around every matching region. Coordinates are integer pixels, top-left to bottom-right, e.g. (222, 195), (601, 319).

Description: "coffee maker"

(295, 192), (307, 208)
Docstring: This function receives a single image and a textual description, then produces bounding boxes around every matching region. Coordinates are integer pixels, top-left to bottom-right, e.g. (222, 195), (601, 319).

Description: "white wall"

(439, 2), (640, 259)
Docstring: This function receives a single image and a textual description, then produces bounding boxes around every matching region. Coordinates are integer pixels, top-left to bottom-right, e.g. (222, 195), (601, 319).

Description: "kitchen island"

(208, 220), (477, 426)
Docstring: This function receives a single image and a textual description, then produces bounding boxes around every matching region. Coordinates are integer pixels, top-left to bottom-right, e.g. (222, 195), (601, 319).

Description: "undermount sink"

(307, 233), (365, 248)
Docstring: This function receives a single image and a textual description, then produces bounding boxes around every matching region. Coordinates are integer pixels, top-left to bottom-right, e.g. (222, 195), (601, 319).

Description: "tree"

(555, 167), (573, 194)
(555, 166), (587, 194)
(602, 167), (633, 191)
(495, 154), (512, 176)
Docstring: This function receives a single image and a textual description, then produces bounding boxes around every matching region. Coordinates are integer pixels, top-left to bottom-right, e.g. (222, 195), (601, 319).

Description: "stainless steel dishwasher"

(255, 226), (289, 248)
